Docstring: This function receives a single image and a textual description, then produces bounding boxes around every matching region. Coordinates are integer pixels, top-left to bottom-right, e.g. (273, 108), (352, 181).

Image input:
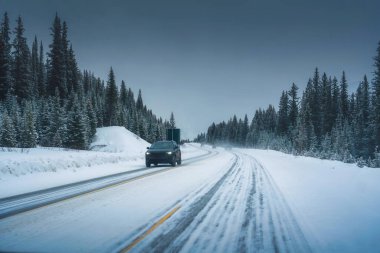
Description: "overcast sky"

(1, 0), (380, 138)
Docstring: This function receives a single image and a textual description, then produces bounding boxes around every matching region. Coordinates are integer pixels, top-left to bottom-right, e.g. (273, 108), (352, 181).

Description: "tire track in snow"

(251, 155), (312, 253)
(126, 151), (312, 253)
(123, 154), (240, 253)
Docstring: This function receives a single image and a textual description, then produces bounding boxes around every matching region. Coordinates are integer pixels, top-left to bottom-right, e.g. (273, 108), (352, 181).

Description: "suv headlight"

(146, 152), (150, 155)
(167, 151), (172, 155)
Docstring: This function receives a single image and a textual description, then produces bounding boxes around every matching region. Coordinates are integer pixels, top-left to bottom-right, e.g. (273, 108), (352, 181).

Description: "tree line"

(0, 13), (173, 150)
(196, 41), (380, 167)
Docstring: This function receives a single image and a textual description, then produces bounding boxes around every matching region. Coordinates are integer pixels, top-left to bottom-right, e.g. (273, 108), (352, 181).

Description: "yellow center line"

(120, 205), (181, 253)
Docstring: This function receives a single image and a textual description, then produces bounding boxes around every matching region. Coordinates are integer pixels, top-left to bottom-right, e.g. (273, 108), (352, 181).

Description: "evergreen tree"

(30, 36), (39, 98)
(86, 98), (97, 141)
(136, 89), (144, 111)
(21, 101), (38, 148)
(6, 93), (22, 144)
(288, 83), (299, 128)
(241, 114), (249, 146)
(66, 45), (79, 93)
(119, 80), (128, 106)
(321, 73), (332, 135)
(0, 111), (17, 147)
(37, 41), (45, 97)
(47, 14), (66, 98)
(372, 41), (380, 150)
(0, 12), (12, 100)
(38, 100), (52, 146)
(12, 16), (30, 101)
(50, 90), (65, 142)
(355, 75), (371, 158)
(104, 67), (119, 126)
(169, 112), (176, 128)
(277, 91), (289, 135)
(61, 21), (69, 92)
(331, 77), (340, 127)
(310, 68), (322, 139)
(66, 94), (88, 149)
(340, 71), (349, 119)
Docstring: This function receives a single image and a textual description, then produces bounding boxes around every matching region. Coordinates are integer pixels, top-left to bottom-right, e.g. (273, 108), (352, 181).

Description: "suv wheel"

(171, 157), (176, 167)
(146, 161), (151, 167)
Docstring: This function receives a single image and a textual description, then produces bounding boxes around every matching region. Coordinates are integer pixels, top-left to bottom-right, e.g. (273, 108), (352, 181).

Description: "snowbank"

(0, 127), (149, 178)
(90, 126), (149, 154)
(0, 127), (149, 197)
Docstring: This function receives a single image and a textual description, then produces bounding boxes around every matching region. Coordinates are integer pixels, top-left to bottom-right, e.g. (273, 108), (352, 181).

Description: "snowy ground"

(1, 131), (380, 253)
(239, 149), (380, 253)
(0, 127), (207, 198)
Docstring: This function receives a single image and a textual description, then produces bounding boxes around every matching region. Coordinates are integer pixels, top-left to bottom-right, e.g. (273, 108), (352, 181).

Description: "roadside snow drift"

(90, 126), (149, 154)
(0, 127), (149, 197)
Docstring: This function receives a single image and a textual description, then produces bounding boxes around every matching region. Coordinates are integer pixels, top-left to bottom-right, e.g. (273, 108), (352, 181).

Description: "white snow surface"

(239, 148), (380, 253)
(0, 127), (206, 198)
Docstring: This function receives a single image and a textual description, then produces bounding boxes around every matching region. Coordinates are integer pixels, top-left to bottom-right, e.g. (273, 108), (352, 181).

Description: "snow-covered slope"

(90, 126), (149, 154)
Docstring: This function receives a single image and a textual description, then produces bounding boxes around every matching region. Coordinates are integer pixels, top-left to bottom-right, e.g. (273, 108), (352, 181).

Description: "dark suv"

(145, 141), (181, 167)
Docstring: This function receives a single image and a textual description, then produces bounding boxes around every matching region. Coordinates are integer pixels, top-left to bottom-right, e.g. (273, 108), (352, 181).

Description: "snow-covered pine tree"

(38, 99), (51, 146)
(66, 94), (88, 149)
(154, 123), (161, 141)
(138, 112), (147, 140)
(169, 112), (176, 129)
(86, 98), (97, 142)
(66, 45), (80, 94)
(241, 114), (249, 146)
(50, 89), (66, 145)
(0, 111), (17, 147)
(20, 101), (38, 148)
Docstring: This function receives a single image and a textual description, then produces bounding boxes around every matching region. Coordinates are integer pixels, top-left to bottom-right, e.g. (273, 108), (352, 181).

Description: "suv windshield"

(150, 142), (174, 149)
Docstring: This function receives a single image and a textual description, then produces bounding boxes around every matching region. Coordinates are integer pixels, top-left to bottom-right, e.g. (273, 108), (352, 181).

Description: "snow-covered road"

(129, 151), (311, 253)
(0, 146), (214, 219)
(0, 147), (311, 253)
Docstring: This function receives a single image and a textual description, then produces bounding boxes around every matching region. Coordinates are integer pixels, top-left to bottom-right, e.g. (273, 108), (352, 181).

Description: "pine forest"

(196, 42), (380, 167)
(0, 13), (172, 150)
